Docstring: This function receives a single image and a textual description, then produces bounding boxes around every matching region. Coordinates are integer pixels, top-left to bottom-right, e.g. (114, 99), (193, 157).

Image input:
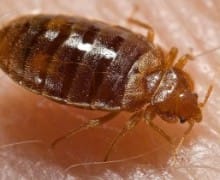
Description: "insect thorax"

(122, 49), (164, 110)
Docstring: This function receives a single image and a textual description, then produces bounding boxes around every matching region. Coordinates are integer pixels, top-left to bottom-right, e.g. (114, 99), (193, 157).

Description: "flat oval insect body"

(0, 15), (163, 111)
(0, 15), (211, 161)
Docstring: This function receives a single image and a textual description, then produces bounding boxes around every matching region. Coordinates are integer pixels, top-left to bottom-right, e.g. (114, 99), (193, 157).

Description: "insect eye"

(180, 116), (186, 123)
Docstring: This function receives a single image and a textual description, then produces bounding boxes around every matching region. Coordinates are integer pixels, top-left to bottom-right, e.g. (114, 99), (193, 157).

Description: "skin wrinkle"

(0, 0), (219, 179)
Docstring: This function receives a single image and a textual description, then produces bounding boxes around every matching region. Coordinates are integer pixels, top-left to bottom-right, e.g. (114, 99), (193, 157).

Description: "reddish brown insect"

(0, 15), (212, 161)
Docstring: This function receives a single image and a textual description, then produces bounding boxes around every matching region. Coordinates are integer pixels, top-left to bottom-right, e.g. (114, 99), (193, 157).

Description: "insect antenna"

(199, 85), (213, 108)
(192, 46), (219, 108)
(193, 46), (220, 58)
(51, 112), (119, 148)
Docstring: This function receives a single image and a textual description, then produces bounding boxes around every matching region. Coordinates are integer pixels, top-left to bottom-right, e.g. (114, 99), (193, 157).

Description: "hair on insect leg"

(104, 111), (143, 161)
(51, 112), (119, 149)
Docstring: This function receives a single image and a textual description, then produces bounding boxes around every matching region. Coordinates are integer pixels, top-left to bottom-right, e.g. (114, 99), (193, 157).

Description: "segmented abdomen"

(0, 15), (152, 110)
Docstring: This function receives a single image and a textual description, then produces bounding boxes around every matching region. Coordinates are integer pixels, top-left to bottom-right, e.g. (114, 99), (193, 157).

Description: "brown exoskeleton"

(0, 14), (212, 161)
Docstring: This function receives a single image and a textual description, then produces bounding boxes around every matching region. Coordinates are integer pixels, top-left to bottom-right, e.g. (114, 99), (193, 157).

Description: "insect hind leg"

(127, 18), (155, 43)
(51, 112), (119, 148)
(126, 5), (155, 43)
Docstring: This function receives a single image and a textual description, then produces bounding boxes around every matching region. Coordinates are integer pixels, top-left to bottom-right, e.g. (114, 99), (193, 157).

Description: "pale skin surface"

(0, 0), (219, 179)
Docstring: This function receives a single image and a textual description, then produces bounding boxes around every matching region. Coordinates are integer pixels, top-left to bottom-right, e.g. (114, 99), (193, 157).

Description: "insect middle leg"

(51, 112), (119, 148)
(104, 111), (143, 161)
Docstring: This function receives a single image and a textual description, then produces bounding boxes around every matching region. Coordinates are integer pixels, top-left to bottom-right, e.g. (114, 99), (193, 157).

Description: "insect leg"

(144, 106), (173, 145)
(127, 18), (155, 43)
(145, 107), (195, 165)
(174, 54), (194, 69)
(126, 4), (154, 42)
(175, 120), (194, 153)
(104, 111), (143, 161)
(169, 120), (195, 166)
(164, 47), (178, 69)
(199, 85), (213, 108)
(51, 112), (119, 148)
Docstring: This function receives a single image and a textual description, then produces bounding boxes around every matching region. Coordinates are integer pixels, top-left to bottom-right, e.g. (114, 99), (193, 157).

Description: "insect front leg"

(104, 110), (143, 161)
(51, 112), (119, 148)
(164, 47), (178, 69)
(175, 120), (194, 153)
(165, 47), (195, 69)
(144, 106), (196, 165)
(144, 106), (175, 145)
(174, 54), (194, 69)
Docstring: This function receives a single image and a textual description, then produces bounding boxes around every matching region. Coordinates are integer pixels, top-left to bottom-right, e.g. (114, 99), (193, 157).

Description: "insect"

(0, 14), (212, 161)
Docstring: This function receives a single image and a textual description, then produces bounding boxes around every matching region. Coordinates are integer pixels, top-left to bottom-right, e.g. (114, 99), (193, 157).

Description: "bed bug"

(0, 14), (212, 161)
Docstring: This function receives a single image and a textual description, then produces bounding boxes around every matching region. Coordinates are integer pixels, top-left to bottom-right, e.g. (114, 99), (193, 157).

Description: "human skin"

(0, 0), (219, 179)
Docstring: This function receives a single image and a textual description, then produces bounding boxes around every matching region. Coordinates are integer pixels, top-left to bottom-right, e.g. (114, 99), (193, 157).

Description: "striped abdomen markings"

(0, 15), (153, 110)
(8, 16), (52, 80)
(22, 16), (74, 91)
(88, 34), (125, 102)
(0, 17), (31, 73)
(93, 33), (152, 108)
(42, 21), (94, 97)
(66, 24), (125, 103)
(60, 25), (100, 99)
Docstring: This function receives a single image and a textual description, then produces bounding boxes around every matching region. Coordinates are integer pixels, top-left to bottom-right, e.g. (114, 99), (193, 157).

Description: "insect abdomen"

(0, 15), (153, 110)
